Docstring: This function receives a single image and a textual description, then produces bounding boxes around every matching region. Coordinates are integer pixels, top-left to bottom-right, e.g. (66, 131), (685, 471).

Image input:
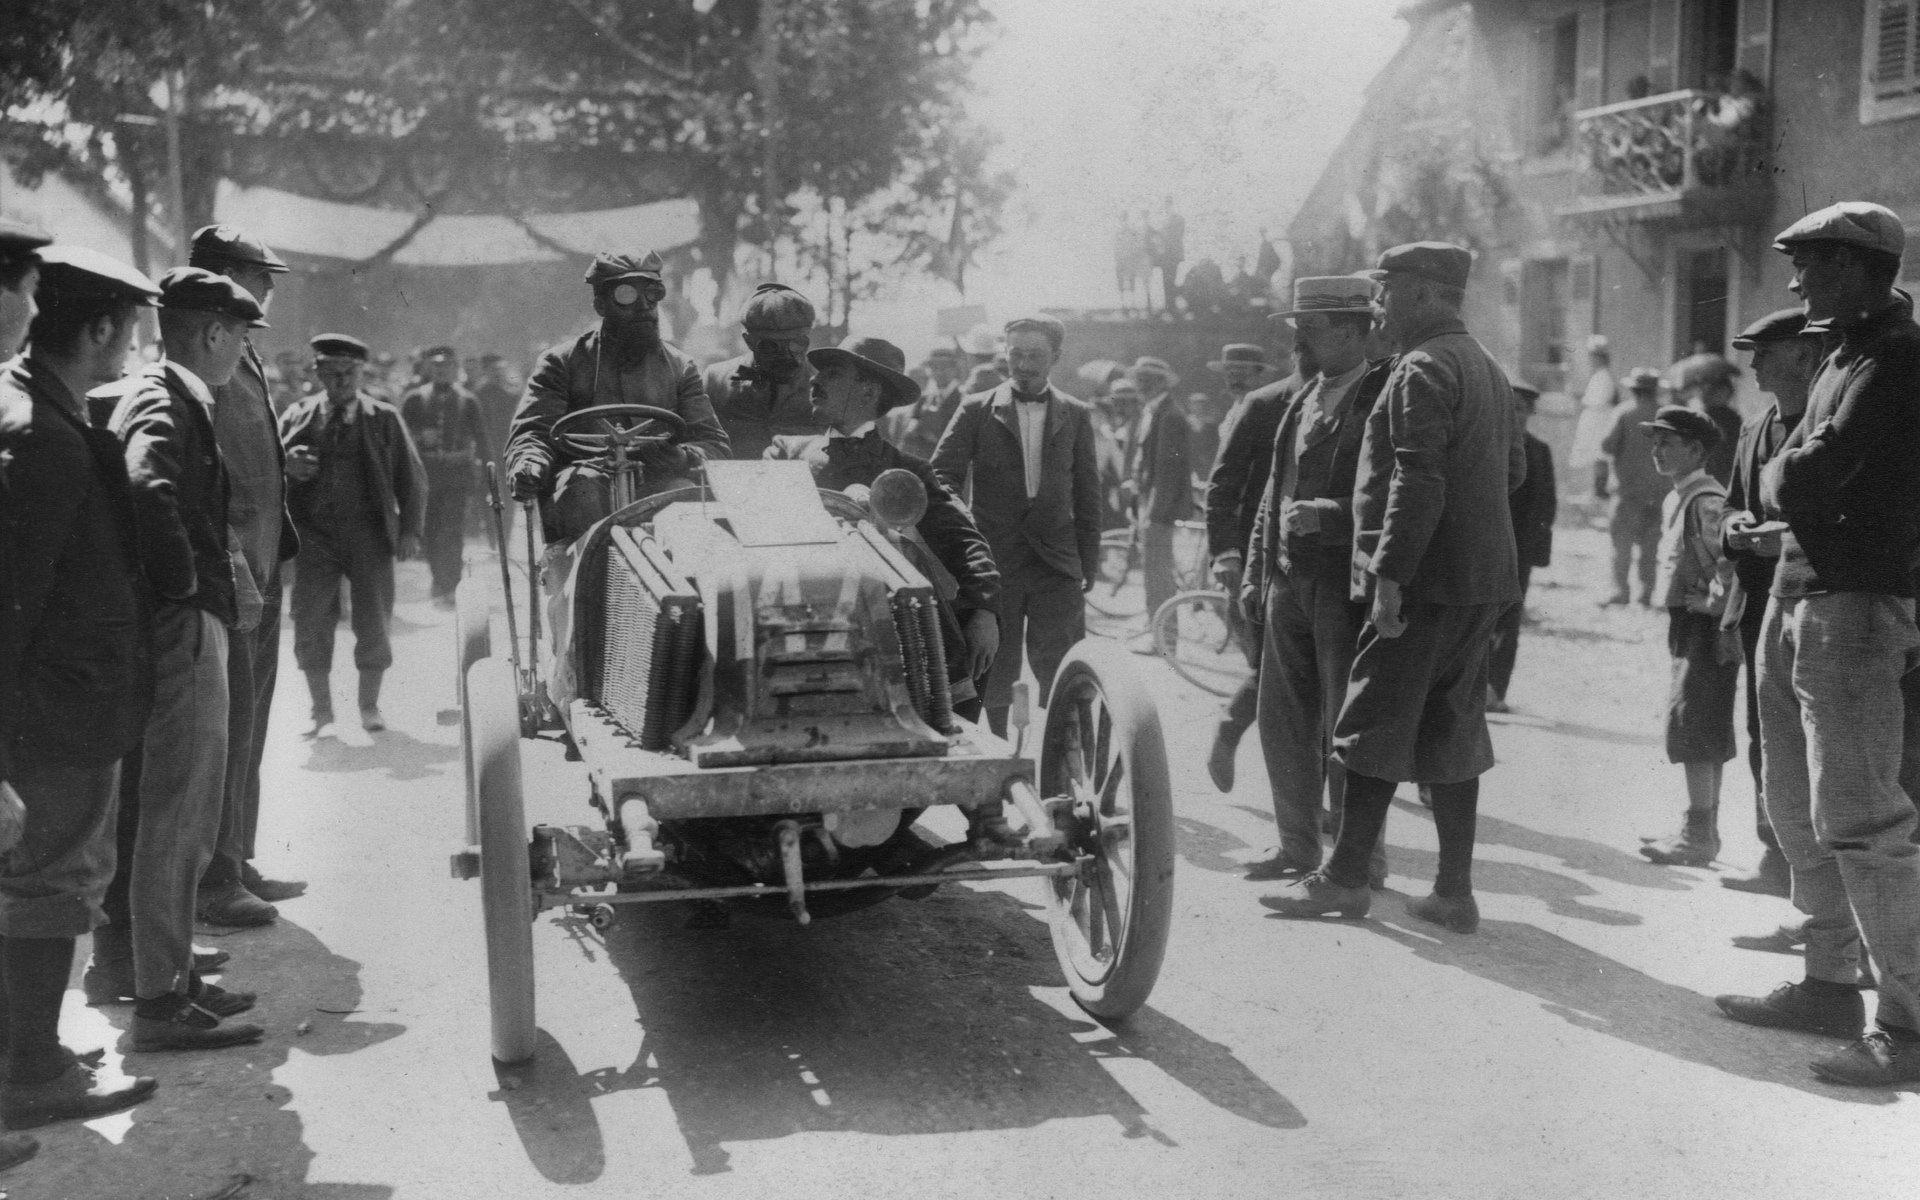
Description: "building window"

(1678, 247), (1731, 355)
(1532, 15), (1581, 154)
(1606, 1), (1658, 103)
(1862, 0), (1920, 124)
(1522, 259), (1572, 393)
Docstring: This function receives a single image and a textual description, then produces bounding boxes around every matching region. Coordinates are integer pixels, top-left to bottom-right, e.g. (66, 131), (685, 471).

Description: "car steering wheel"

(549, 404), (688, 459)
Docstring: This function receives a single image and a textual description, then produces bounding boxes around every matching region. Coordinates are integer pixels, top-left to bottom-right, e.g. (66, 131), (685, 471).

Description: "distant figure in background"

(889, 345), (966, 459)
(960, 325), (1003, 394)
(1254, 228), (1283, 295)
(1202, 344), (1275, 470)
(400, 345), (487, 605)
(1671, 351), (1744, 484)
(1094, 376), (1144, 531)
(1148, 197), (1186, 317)
(1129, 361), (1194, 635)
(471, 353), (517, 461)
(1114, 213), (1149, 315)
(1599, 368), (1668, 606)
(703, 283), (821, 461)
(1184, 392), (1222, 472)
(1568, 335), (1617, 497)
(1489, 379), (1557, 712)
(270, 350), (308, 414)
(1181, 258), (1227, 319)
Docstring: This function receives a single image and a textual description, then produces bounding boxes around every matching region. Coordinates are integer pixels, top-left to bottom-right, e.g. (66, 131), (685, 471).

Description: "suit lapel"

(989, 383), (1021, 448)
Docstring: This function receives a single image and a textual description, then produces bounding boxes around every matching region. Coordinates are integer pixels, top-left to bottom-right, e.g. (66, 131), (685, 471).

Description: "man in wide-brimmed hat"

(1192, 344), (1273, 470)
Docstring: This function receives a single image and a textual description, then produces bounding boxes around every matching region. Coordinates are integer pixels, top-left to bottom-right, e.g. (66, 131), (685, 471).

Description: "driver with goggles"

(505, 250), (729, 542)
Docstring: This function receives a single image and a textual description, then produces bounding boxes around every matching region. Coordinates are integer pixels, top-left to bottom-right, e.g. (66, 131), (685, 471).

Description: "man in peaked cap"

(0, 216), (52, 356)
(1715, 308), (1822, 902)
(702, 282), (823, 460)
(1262, 241), (1525, 935)
(1714, 201), (1920, 1088)
(506, 251), (728, 542)
(400, 344), (488, 605)
(279, 333), (426, 735)
(182, 223), (306, 927)
(0, 242), (160, 1141)
(1598, 367), (1669, 606)
(89, 267), (270, 1052)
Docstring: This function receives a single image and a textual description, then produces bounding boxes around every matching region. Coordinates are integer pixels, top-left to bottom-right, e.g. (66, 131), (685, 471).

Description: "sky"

(856, 0), (1407, 352)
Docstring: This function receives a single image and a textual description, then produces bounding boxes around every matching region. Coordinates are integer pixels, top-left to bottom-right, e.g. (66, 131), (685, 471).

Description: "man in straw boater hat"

(1194, 343), (1274, 469)
(1260, 244), (1525, 934)
(506, 250), (729, 541)
(1712, 202), (1920, 1087)
(703, 282), (824, 460)
(1238, 276), (1393, 886)
(280, 333), (427, 734)
(0, 237), (161, 1152)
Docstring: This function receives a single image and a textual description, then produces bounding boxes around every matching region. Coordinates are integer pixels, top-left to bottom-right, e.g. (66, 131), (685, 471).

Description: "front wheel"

(469, 658), (536, 1063)
(1040, 641), (1175, 1022)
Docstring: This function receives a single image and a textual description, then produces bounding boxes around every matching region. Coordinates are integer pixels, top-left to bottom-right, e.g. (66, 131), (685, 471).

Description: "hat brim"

(1206, 360), (1271, 374)
(1274, 304), (1376, 320)
(807, 347), (920, 413)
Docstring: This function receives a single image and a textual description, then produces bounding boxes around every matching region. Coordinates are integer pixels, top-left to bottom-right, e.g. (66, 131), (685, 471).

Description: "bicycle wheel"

(1086, 528), (1145, 619)
(1151, 590), (1251, 697)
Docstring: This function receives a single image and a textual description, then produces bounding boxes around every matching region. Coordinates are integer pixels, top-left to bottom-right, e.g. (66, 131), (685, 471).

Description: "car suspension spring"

(892, 594), (933, 720)
(916, 598), (956, 733)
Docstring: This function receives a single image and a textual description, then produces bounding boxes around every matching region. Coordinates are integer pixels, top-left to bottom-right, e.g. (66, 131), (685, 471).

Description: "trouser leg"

(237, 580), (280, 863)
(1325, 772), (1396, 890)
(101, 756), (140, 931)
(1142, 521), (1175, 615)
(3, 935), (76, 1085)
(1256, 571), (1332, 867)
(1022, 570), (1085, 701)
(346, 536), (397, 672)
(130, 608), (230, 1000)
(1488, 566), (1529, 700)
(290, 534), (346, 675)
(202, 602), (259, 892)
(1607, 501), (1634, 598)
(425, 481), (469, 596)
(1635, 505), (1660, 601)
(983, 577), (1029, 734)
(1737, 590), (1776, 846)
(1428, 778), (1480, 898)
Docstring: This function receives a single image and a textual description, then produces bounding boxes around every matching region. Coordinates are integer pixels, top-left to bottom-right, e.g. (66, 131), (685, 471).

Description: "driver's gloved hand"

(508, 459), (549, 502)
(636, 443), (693, 476)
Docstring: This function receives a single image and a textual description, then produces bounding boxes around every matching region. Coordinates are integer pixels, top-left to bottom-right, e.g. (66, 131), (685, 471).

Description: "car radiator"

(853, 527), (957, 735)
(590, 526), (702, 750)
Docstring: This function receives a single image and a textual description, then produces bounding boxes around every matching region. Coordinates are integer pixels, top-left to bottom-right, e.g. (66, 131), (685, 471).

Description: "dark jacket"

(1135, 393), (1194, 527)
(1702, 403), (1743, 486)
(280, 391), (428, 553)
(400, 381), (489, 485)
(889, 381), (964, 461)
(1350, 317), (1525, 606)
(0, 356), (153, 773)
(1511, 432), (1557, 569)
(931, 382), (1101, 584)
(703, 354), (820, 461)
(1761, 295), (1920, 598)
(1245, 358), (1391, 599)
(508, 328), (728, 482)
(213, 345), (299, 582)
(111, 363), (238, 625)
(766, 430), (999, 614)
(1206, 373), (1302, 561)
(1720, 402), (1800, 598)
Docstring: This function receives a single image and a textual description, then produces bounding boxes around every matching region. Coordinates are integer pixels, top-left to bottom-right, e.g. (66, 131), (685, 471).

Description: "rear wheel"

(1152, 590), (1251, 697)
(469, 658), (536, 1063)
(1040, 641), (1175, 1022)
(455, 576), (492, 845)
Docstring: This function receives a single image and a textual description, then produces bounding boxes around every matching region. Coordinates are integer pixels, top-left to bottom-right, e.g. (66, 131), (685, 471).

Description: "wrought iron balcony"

(1559, 87), (1772, 227)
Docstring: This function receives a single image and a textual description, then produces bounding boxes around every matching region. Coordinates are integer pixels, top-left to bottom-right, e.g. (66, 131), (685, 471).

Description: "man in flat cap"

(932, 314), (1100, 736)
(401, 345), (488, 605)
(1598, 367), (1668, 606)
(888, 345), (966, 460)
(1715, 308), (1822, 900)
(101, 267), (268, 1051)
(0, 216), (49, 356)
(506, 252), (727, 542)
(702, 283), (822, 460)
(186, 223), (304, 927)
(1715, 202), (1920, 1087)
(768, 336), (1000, 730)
(1669, 350), (1744, 483)
(1241, 277), (1393, 885)
(280, 334), (427, 734)
(0, 241), (160, 1140)
(1262, 242), (1524, 935)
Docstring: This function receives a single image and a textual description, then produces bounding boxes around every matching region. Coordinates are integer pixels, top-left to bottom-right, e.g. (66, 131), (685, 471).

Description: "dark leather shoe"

(0, 1059), (157, 1129)
(131, 1002), (265, 1052)
(1258, 871), (1371, 919)
(190, 981), (257, 1018)
(196, 882), (277, 928)
(1639, 833), (1718, 867)
(1811, 1029), (1920, 1086)
(194, 945), (231, 972)
(1720, 847), (1792, 897)
(1731, 922), (1806, 954)
(241, 864), (307, 903)
(1406, 891), (1479, 933)
(1206, 727), (1237, 793)
(1244, 851), (1319, 882)
(1715, 980), (1864, 1039)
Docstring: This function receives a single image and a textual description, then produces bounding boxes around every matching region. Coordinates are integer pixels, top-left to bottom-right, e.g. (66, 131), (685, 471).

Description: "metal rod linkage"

(534, 858), (1085, 912)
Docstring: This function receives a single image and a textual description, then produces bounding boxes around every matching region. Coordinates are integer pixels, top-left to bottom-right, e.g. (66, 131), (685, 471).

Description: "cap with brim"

(741, 283), (816, 332)
(1623, 367), (1664, 392)
(423, 345), (457, 361)
(1129, 356), (1178, 384)
(0, 216), (53, 263)
(34, 245), (161, 306)
(188, 224), (290, 273)
(1772, 201), (1905, 259)
(584, 251), (664, 285)
(311, 333), (370, 362)
(807, 335), (920, 413)
(1507, 374), (1541, 402)
(1365, 241), (1473, 290)
(1670, 352), (1741, 390)
(1639, 404), (1722, 446)
(157, 266), (269, 328)
(1207, 343), (1272, 373)
(1731, 307), (1814, 350)
(1276, 275), (1377, 319)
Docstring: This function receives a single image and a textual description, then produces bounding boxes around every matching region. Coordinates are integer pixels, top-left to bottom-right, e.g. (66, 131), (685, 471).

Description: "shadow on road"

(1173, 814), (1255, 874)
(19, 920), (406, 1199)
(492, 886), (1303, 1179)
(1385, 844), (1644, 926)
(299, 728), (459, 782)
(1397, 800), (1691, 894)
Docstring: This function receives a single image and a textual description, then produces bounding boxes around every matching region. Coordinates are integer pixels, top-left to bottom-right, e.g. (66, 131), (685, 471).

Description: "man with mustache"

(703, 283), (823, 460)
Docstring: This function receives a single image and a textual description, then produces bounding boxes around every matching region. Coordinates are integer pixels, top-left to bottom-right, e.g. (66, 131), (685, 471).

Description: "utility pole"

(755, 0), (782, 281)
(153, 71), (190, 264)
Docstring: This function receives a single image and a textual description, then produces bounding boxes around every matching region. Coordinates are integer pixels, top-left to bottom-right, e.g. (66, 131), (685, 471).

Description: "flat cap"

(1774, 201), (1905, 259)
(157, 266), (268, 328)
(584, 251), (663, 285)
(1670, 351), (1741, 389)
(422, 344), (457, 361)
(35, 245), (161, 306)
(1622, 367), (1664, 392)
(740, 282), (816, 332)
(1731, 308), (1814, 350)
(188, 224), (289, 273)
(1004, 313), (1065, 353)
(0, 215), (52, 264)
(1367, 241), (1473, 290)
(807, 335), (919, 413)
(1639, 404), (1722, 446)
(311, 333), (370, 362)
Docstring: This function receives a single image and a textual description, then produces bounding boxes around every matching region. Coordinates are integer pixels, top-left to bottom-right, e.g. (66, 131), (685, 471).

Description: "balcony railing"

(1561, 87), (1770, 224)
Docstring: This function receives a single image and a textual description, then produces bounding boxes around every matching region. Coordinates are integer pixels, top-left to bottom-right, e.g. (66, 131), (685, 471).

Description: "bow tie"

(828, 431), (878, 449)
(1012, 389), (1048, 405)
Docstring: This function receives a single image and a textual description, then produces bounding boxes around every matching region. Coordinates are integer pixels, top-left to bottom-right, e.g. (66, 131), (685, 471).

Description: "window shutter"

(1575, 5), (1606, 111)
(1872, 0), (1918, 101)
(1570, 254), (1599, 347)
(1736, 0), (1774, 84)
(1648, 0), (1681, 93)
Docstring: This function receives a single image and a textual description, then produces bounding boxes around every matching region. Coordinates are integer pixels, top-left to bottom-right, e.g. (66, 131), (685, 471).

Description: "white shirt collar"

(1671, 466), (1709, 492)
(833, 420), (877, 440)
(164, 359), (215, 408)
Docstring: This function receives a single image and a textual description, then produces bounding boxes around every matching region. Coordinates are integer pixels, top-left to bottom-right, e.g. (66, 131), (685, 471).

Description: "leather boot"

(1205, 721), (1239, 792)
(1640, 805), (1719, 867)
(1721, 845), (1791, 896)
(304, 670), (334, 730)
(81, 926), (135, 1005)
(358, 669), (385, 732)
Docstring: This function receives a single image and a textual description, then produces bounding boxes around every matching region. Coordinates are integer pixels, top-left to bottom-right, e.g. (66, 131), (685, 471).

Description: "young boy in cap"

(1598, 368), (1668, 605)
(1634, 405), (1737, 868)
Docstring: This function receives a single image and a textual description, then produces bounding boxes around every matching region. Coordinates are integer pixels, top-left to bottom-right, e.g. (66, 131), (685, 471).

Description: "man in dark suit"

(0, 238), (160, 1140)
(703, 284), (822, 460)
(932, 314), (1101, 736)
(889, 346), (965, 459)
(1488, 379), (1557, 711)
(1202, 343), (1313, 791)
(767, 336), (999, 721)
(400, 345), (488, 604)
(1129, 358), (1194, 634)
(110, 268), (270, 1051)
(1263, 243), (1525, 935)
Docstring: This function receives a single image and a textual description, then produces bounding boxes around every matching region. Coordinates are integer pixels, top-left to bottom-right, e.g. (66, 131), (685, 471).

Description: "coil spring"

(916, 598), (956, 733)
(893, 594), (932, 719)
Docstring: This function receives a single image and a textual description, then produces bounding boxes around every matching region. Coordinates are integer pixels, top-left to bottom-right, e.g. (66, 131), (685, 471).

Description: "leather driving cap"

(584, 251), (664, 285)
(189, 224), (290, 273)
(157, 267), (269, 328)
(1731, 307), (1814, 349)
(34, 245), (161, 306)
(1367, 242), (1474, 289)
(740, 283), (816, 332)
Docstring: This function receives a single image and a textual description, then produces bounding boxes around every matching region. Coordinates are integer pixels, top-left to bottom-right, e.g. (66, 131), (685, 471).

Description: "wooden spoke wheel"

(454, 576), (492, 845)
(467, 658), (537, 1063)
(1039, 640), (1175, 1022)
